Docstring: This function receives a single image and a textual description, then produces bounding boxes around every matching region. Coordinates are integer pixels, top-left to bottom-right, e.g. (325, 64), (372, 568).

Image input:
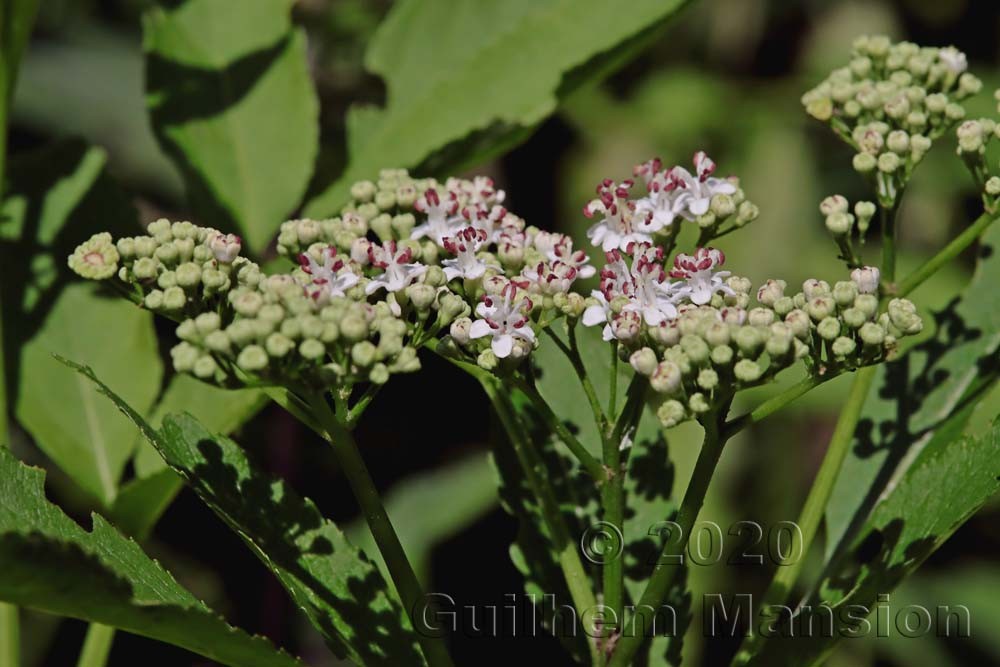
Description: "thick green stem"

(897, 211), (998, 297)
(608, 411), (730, 667)
(510, 377), (606, 482)
(732, 365), (877, 665)
(480, 378), (602, 665)
(76, 624), (115, 667)
(305, 392), (454, 667)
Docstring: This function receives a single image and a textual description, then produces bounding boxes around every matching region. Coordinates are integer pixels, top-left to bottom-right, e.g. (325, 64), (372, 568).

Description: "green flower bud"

(265, 333), (294, 358)
(826, 211), (853, 235)
(368, 363), (390, 385)
(765, 330), (792, 358)
(820, 195), (849, 216)
(116, 237), (136, 259)
(986, 177), (1000, 196)
(69, 233), (120, 280)
(679, 335), (710, 364)
(806, 296), (835, 322)
(157, 271), (177, 290)
(887, 298), (923, 335)
(802, 279), (830, 299)
(859, 322), (886, 346)
(854, 293), (879, 317)
(944, 103), (965, 121)
(423, 265), (447, 288)
(406, 283), (436, 310)
(232, 291), (264, 317)
(477, 349), (498, 371)
(237, 345), (269, 372)
(369, 214), (393, 241)
(226, 320), (257, 346)
(392, 213), (417, 238)
(154, 242), (179, 265)
(351, 341), (378, 367)
(925, 93), (947, 113)
(805, 97), (834, 121)
(202, 267), (230, 292)
(657, 399), (687, 428)
(704, 322), (731, 347)
(817, 317), (841, 341)
(340, 315), (368, 342)
(195, 312), (221, 335)
(697, 369), (719, 391)
(710, 344), (734, 367)
(649, 361), (682, 394)
(734, 326), (763, 357)
(854, 201), (876, 233)
(449, 317), (472, 345)
(886, 130), (909, 153)
(193, 355), (218, 379)
(174, 262), (200, 288)
(162, 286), (186, 311)
(842, 307), (868, 329)
(350, 180), (377, 202)
(853, 152), (877, 173)
(736, 201), (759, 225)
(748, 308), (775, 327)
(144, 290), (164, 310)
(133, 257), (159, 281)
(785, 310), (812, 339)
(773, 296), (795, 317)
(299, 338), (326, 360)
(438, 293), (470, 326)
(877, 152), (901, 173)
(832, 336), (857, 358)
(204, 330), (231, 354)
(134, 236), (157, 258)
(147, 218), (172, 242)
(688, 393), (711, 414)
(832, 281), (858, 307)
(258, 304), (285, 324)
(710, 194), (736, 217)
(171, 342), (200, 372)
(629, 348), (658, 376)
(734, 359), (763, 383)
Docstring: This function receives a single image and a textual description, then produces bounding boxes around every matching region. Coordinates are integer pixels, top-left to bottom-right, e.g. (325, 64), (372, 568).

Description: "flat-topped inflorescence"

(802, 36), (980, 206)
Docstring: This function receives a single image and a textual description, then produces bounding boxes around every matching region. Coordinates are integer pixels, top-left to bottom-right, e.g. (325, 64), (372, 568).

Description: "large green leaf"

(748, 419), (1000, 667)
(143, 0), (319, 253)
(824, 222), (1000, 558)
(303, 0), (692, 217)
(15, 284), (162, 506)
(63, 358), (427, 666)
(0, 448), (301, 667)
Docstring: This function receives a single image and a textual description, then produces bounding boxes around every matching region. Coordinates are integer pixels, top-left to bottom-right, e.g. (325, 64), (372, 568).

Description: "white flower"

(583, 180), (657, 252)
(469, 284), (535, 359)
(298, 247), (359, 302)
(534, 232), (595, 279)
(364, 241), (427, 295)
(669, 247), (734, 305)
(518, 260), (579, 295)
(441, 227), (498, 281)
(581, 246), (683, 340)
(463, 203), (518, 243)
(412, 188), (462, 245)
(208, 232), (241, 263)
(666, 152), (737, 221)
(938, 46), (967, 74)
(850, 265), (880, 294)
(447, 175), (505, 208)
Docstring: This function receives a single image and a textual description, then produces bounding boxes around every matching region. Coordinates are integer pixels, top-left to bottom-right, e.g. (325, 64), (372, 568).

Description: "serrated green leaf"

(824, 222), (1000, 558)
(15, 284), (162, 506)
(0, 448), (302, 667)
(60, 357), (427, 666)
(303, 0), (691, 217)
(749, 420), (1000, 667)
(143, 0), (319, 253)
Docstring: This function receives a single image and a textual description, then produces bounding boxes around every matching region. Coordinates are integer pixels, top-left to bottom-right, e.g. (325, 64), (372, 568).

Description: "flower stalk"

(607, 406), (731, 667)
(304, 391), (455, 667)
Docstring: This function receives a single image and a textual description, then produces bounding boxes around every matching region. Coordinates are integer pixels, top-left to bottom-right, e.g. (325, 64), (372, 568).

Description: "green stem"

(880, 202), (898, 284)
(732, 365), (877, 665)
(304, 392), (455, 667)
(480, 378), (602, 665)
(76, 624), (115, 667)
(608, 409), (730, 667)
(896, 210), (998, 298)
(510, 376), (606, 482)
(0, 604), (16, 667)
(559, 323), (609, 432)
(608, 343), (618, 416)
(723, 372), (838, 438)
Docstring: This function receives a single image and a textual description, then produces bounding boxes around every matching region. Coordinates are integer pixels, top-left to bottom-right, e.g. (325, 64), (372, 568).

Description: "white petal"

(690, 287), (711, 305)
(443, 265), (462, 281)
(492, 334), (514, 358)
(364, 279), (384, 295)
(601, 324), (615, 341)
(469, 319), (492, 339)
(582, 305), (607, 326)
(514, 326), (536, 343)
(688, 197), (710, 216)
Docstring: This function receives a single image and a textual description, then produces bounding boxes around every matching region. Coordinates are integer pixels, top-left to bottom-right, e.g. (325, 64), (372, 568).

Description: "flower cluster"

(802, 36), (980, 204)
(68, 219), (420, 390)
(68, 219), (262, 317)
(953, 94), (1000, 208)
(818, 194), (878, 268)
(625, 264), (921, 428)
(585, 153), (759, 252)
